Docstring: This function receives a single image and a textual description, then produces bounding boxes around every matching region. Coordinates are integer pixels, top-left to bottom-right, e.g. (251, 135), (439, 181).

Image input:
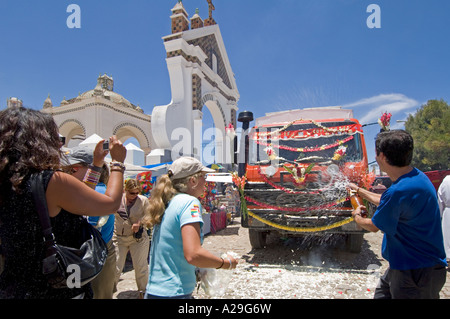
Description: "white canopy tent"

(79, 133), (104, 148)
(124, 143), (145, 167)
(104, 159), (152, 178)
(206, 173), (233, 183)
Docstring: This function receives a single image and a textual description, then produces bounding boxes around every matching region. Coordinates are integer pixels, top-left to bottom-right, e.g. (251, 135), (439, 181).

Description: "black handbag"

(30, 172), (108, 289)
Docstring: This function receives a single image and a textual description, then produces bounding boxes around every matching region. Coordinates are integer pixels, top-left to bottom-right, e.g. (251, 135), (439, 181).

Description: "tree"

(405, 99), (450, 171)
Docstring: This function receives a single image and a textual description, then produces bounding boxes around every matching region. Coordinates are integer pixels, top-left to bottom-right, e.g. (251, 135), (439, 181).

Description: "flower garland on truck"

(233, 117), (375, 232)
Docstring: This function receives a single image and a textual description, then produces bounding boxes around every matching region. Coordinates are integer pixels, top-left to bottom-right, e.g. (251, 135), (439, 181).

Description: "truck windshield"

(249, 121), (364, 165)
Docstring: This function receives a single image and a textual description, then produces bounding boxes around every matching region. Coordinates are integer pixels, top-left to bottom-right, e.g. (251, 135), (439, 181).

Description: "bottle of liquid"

(349, 190), (367, 217)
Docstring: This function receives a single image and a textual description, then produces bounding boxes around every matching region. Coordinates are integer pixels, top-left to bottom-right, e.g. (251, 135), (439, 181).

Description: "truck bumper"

(242, 212), (366, 235)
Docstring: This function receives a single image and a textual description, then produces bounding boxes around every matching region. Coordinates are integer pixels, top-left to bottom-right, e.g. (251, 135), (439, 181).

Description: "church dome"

(62, 74), (142, 112)
(81, 88), (134, 108)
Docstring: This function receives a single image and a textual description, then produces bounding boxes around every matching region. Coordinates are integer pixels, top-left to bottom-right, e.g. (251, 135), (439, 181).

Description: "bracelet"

(110, 167), (125, 173)
(356, 187), (360, 194)
(82, 168), (101, 186)
(88, 164), (102, 173)
(216, 258), (224, 269)
(110, 161), (126, 173)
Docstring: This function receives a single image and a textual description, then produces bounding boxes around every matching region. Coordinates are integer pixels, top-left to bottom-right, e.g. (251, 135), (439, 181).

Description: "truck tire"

(345, 233), (364, 253)
(249, 229), (267, 249)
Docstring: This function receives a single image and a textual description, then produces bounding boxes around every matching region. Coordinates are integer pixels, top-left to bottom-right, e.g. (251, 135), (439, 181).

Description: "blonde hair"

(125, 178), (141, 192)
(142, 171), (202, 227)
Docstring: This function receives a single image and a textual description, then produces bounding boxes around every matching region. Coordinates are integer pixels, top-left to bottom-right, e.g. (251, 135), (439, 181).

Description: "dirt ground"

(114, 218), (450, 299)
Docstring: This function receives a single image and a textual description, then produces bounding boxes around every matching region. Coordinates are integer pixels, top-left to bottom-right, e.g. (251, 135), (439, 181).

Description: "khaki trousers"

(113, 233), (149, 293)
(91, 240), (116, 299)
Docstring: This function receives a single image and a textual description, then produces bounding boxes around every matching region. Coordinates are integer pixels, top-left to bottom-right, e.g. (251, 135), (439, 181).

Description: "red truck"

(237, 107), (373, 253)
(424, 170), (450, 191)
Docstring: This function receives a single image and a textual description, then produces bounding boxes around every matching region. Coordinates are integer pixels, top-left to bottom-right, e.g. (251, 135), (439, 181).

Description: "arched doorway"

(199, 95), (233, 166)
(114, 123), (152, 166)
(58, 119), (86, 147)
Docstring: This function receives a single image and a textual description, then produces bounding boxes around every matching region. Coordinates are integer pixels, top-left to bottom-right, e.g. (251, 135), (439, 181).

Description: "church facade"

(41, 1), (239, 165)
(41, 74), (154, 156)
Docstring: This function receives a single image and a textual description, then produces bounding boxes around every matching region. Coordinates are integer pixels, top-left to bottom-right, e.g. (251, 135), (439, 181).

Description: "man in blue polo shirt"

(349, 130), (446, 299)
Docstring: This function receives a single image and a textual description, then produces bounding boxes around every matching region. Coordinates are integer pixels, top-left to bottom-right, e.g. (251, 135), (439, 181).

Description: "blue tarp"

(142, 162), (172, 169)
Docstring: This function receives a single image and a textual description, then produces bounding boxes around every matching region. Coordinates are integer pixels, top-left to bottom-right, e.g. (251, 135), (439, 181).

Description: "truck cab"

(238, 107), (371, 253)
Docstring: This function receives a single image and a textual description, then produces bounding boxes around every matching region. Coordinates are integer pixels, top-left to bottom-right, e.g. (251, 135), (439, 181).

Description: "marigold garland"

(247, 210), (354, 233)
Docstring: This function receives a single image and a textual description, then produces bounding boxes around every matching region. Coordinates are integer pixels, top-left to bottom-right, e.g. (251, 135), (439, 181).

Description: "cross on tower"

(206, 0), (215, 20)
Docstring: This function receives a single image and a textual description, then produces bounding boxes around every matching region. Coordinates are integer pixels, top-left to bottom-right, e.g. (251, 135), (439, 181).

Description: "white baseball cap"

(168, 157), (215, 180)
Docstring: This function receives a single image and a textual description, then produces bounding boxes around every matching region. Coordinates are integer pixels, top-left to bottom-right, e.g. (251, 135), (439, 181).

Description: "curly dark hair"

(0, 107), (62, 201)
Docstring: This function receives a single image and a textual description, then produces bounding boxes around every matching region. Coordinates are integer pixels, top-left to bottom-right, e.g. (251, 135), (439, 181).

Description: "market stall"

(201, 173), (239, 234)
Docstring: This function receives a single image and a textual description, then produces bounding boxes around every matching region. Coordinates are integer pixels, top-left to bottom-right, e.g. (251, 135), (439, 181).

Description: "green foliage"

(405, 99), (450, 171)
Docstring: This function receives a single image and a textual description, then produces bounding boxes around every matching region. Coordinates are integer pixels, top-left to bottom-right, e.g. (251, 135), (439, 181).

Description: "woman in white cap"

(142, 156), (238, 299)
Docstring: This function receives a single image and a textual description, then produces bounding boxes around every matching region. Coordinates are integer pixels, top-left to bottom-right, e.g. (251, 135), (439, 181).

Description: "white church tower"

(148, 0), (240, 165)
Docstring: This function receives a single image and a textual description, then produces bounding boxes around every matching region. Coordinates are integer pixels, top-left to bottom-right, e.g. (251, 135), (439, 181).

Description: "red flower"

(378, 112), (392, 131)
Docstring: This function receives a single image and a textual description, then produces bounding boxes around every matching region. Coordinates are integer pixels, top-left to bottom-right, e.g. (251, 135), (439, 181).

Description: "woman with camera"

(0, 107), (126, 299)
(113, 178), (150, 298)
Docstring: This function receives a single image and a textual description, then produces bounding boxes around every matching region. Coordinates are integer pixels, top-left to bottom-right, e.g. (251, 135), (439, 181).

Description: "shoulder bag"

(30, 172), (108, 289)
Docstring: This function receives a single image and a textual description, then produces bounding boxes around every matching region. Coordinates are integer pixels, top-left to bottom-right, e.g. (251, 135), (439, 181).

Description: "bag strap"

(29, 172), (56, 249)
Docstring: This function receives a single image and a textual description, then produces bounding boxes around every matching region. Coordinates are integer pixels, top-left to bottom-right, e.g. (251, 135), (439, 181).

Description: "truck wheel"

(249, 229), (267, 249)
(345, 233), (363, 253)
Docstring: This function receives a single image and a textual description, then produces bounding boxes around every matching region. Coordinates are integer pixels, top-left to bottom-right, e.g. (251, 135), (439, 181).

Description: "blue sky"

(1, 0), (449, 164)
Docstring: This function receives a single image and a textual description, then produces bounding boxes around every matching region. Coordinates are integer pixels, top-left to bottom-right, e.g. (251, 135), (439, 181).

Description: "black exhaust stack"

(237, 111), (254, 177)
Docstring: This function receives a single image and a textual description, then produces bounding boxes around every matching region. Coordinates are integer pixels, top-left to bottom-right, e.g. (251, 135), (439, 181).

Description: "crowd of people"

(0, 107), (126, 298)
(0, 107), (236, 299)
(0, 106), (449, 299)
